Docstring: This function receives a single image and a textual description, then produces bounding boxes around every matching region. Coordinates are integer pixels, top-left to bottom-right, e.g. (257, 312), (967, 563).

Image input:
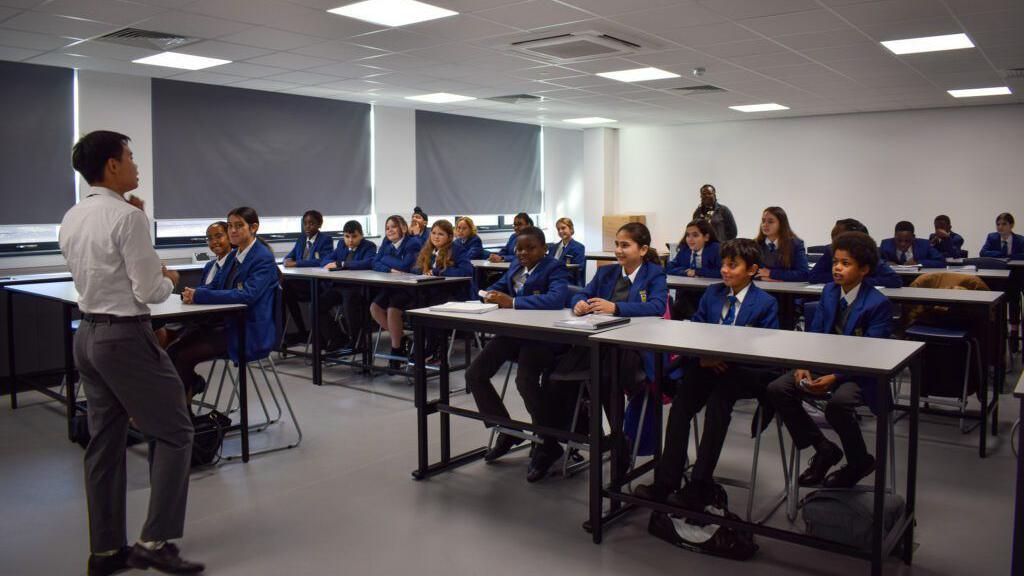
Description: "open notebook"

(553, 315), (630, 330)
(429, 301), (498, 314)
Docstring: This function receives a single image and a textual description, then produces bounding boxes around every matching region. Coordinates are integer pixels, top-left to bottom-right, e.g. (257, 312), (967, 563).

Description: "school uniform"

(807, 246), (903, 288)
(879, 237), (945, 268)
(416, 228), (430, 245)
(759, 237), (809, 282)
(929, 231), (965, 259)
(547, 238), (587, 286)
(980, 232), (1024, 258)
(371, 235), (423, 309)
(650, 282), (780, 498)
(768, 282), (894, 470)
(199, 254), (232, 289)
(284, 233), (334, 267)
(318, 240), (378, 347)
(666, 242), (722, 319)
(487, 232), (518, 262)
(411, 241), (474, 302)
(456, 234), (486, 260)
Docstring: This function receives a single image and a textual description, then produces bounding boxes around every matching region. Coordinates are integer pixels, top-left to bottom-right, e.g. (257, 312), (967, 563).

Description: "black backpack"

(648, 482), (759, 561)
(190, 410), (231, 468)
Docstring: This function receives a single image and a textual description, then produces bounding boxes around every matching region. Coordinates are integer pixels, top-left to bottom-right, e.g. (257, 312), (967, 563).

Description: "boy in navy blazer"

(636, 239), (780, 507)
(410, 206), (430, 245)
(547, 217), (587, 286)
(282, 210), (334, 345)
(318, 220), (378, 351)
(980, 212), (1024, 258)
(768, 232), (894, 489)
(487, 212), (533, 263)
(808, 219), (901, 288)
(467, 227), (571, 481)
(929, 215), (965, 259)
(879, 221), (944, 268)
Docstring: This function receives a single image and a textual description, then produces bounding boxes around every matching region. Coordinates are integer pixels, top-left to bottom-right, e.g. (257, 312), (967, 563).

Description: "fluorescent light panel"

(405, 92), (475, 103)
(328, 0), (457, 27)
(596, 67), (680, 82)
(729, 103), (789, 113)
(881, 33), (974, 55)
(948, 86), (1011, 98)
(563, 117), (616, 125)
(133, 52), (230, 70)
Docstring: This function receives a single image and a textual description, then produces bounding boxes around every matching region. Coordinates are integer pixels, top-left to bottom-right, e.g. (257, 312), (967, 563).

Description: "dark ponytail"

(619, 222), (661, 265)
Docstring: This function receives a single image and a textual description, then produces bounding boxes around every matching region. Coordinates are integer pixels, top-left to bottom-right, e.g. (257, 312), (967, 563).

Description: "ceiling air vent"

(97, 28), (201, 51)
(1004, 68), (1024, 80)
(485, 94), (543, 105)
(672, 84), (727, 95)
(510, 31), (641, 63)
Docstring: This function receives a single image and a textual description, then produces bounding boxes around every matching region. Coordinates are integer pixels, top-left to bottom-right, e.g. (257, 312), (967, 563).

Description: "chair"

(902, 324), (983, 433)
(666, 242), (680, 259)
(807, 244), (829, 255)
(963, 257), (1009, 270)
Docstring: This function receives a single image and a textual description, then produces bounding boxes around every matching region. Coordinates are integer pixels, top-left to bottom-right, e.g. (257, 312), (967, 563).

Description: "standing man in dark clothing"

(692, 183), (738, 242)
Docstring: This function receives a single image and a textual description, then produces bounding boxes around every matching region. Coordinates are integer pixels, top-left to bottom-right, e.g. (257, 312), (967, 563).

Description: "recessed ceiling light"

(596, 67), (680, 83)
(405, 92), (476, 103)
(563, 117), (617, 125)
(133, 52), (231, 70)
(881, 33), (974, 55)
(948, 86), (1012, 98)
(729, 103), (789, 113)
(328, 0), (457, 27)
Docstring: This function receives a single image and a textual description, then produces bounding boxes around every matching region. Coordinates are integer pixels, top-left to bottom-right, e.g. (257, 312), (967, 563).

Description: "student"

(768, 231), (894, 488)
(547, 217), (586, 286)
(410, 206), (430, 244)
(929, 215), (965, 259)
(879, 221), (945, 268)
(980, 212), (1024, 258)
(755, 206), (809, 282)
(282, 210), (334, 346)
(468, 226), (571, 481)
(318, 220), (378, 351)
(369, 215), (424, 367)
(414, 220), (474, 360)
(635, 239), (779, 506)
(808, 219), (902, 288)
(666, 220), (722, 319)
(454, 216), (486, 260)
(487, 212), (533, 263)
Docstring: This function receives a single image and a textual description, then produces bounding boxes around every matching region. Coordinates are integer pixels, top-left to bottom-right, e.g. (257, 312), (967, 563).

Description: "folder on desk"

(405, 275), (446, 283)
(429, 301), (498, 314)
(891, 264), (923, 272)
(553, 315), (630, 330)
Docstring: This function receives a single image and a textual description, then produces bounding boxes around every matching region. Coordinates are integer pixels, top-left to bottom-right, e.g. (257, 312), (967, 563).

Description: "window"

(154, 215), (373, 248)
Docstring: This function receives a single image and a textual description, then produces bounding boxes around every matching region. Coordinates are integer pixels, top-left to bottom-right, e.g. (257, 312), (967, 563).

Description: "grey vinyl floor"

(1, 352), (1018, 576)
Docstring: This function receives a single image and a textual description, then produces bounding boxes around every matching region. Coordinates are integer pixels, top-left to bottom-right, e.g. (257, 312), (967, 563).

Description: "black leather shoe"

(127, 543), (205, 574)
(798, 441), (843, 487)
(484, 433), (523, 462)
(632, 482), (670, 503)
(823, 455), (876, 489)
(87, 547), (130, 576)
(526, 444), (564, 483)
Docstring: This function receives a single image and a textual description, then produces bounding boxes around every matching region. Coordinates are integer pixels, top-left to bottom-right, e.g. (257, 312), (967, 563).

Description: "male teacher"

(61, 130), (204, 575)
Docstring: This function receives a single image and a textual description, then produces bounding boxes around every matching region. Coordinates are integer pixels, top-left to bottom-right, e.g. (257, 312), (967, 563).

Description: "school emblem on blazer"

(314, 251), (319, 259)
(533, 290), (541, 295)
(639, 289), (647, 302)
(853, 327), (864, 336)
(236, 282), (244, 290)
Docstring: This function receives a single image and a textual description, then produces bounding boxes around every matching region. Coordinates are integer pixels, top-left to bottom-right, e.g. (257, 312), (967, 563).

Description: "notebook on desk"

(404, 274), (446, 283)
(553, 315), (630, 330)
(891, 264), (923, 272)
(429, 301), (498, 314)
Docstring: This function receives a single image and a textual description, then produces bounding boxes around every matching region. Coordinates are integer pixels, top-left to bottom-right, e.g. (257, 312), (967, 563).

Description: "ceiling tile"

(1, 11), (118, 38)
(305, 60), (388, 77)
(245, 51), (337, 69)
(262, 69), (337, 85)
(799, 42), (888, 63)
(0, 0), (46, 8)
(213, 61), (290, 78)
(858, 17), (963, 42)
(773, 28), (870, 50)
(610, 2), (728, 33)
(944, 0), (1022, 15)
(475, 0), (594, 31)
(405, 42), (497, 63)
(0, 44), (39, 60)
(405, 14), (519, 42)
(696, 0), (821, 19)
(0, 27), (73, 50)
(36, 0), (165, 26)
(175, 40), (273, 61)
(426, 0), (531, 14)
(0, 6), (16, 22)
(658, 21), (759, 47)
(959, 9), (1024, 34)
(348, 28), (445, 52)
(164, 70), (246, 85)
(62, 39), (160, 61)
(219, 26), (323, 50)
(356, 51), (439, 71)
(737, 9), (848, 37)
(511, 64), (585, 81)
(231, 78), (301, 91)
(699, 38), (785, 57)
(558, 0), (684, 17)
(135, 11), (252, 39)
(290, 40), (386, 61)
(728, 50), (811, 69)
(831, 0), (950, 27)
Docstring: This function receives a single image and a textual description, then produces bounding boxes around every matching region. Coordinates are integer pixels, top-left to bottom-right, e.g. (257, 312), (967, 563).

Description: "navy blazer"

(666, 241), (722, 279)
(693, 282), (778, 329)
(411, 242), (473, 300)
(929, 232), (965, 259)
(808, 247), (903, 289)
(455, 235), (486, 260)
(547, 238), (587, 286)
(328, 239), (377, 270)
(759, 237), (809, 282)
(284, 233), (333, 267)
(570, 261), (668, 318)
(194, 240), (280, 363)
(416, 228), (430, 245)
(372, 236), (422, 273)
(980, 232), (1024, 258)
(486, 256), (571, 310)
(808, 282), (894, 411)
(198, 258), (232, 290)
(487, 232), (518, 262)
(879, 237), (945, 268)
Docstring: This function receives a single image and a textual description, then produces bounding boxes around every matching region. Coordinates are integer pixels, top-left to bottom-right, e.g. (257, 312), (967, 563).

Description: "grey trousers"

(74, 318), (194, 553)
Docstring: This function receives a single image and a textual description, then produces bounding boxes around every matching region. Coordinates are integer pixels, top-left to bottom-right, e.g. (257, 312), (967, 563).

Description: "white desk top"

(0, 262), (206, 287)
(5, 281), (245, 318)
(591, 319), (923, 377)
(893, 267), (1010, 279)
(471, 259), (510, 270)
(408, 307), (659, 336)
(281, 267), (470, 286)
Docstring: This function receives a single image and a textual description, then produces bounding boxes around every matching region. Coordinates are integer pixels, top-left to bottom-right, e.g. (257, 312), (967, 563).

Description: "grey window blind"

(416, 110), (541, 215)
(152, 79), (371, 220)
(0, 61), (74, 225)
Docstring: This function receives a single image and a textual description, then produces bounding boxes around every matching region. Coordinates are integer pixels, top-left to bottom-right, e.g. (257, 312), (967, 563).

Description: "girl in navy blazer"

(454, 217), (486, 260)
(487, 212), (532, 263)
(547, 217), (587, 286)
(666, 220), (722, 319)
(406, 220), (473, 363)
(980, 212), (1024, 258)
(369, 215), (424, 365)
(317, 220), (378, 351)
(755, 206), (809, 282)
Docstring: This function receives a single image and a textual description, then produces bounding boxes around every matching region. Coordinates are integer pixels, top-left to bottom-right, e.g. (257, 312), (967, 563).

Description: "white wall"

(617, 104), (1024, 254)
(542, 126), (584, 244)
(582, 127), (618, 252)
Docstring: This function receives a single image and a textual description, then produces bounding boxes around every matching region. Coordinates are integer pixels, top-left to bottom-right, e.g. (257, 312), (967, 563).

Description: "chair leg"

(626, 391), (650, 491)
(747, 407), (763, 522)
(959, 340), (972, 433)
(787, 441), (800, 522)
(246, 363), (277, 429)
(486, 362), (515, 451)
(562, 379), (588, 478)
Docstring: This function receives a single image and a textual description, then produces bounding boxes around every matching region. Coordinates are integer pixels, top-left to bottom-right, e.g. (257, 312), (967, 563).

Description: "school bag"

(648, 482), (758, 561)
(801, 489), (905, 550)
(190, 409), (231, 468)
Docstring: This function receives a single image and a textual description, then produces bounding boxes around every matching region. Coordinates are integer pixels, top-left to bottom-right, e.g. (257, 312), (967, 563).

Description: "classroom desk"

(0, 263), (206, 288)
(470, 259), (509, 292)
(585, 251), (669, 262)
(590, 320), (925, 576)
(666, 275), (1006, 457)
(279, 268), (471, 386)
(892, 267), (1011, 281)
(1014, 371), (1024, 575)
(4, 281), (253, 461)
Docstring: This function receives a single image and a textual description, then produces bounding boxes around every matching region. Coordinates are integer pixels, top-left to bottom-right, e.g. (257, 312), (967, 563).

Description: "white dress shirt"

(59, 186), (173, 316)
(622, 265), (640, 284)
(720, 283), (750, 325)
(204, 254), (229, 285)
(235, 240), (255, 264)
(841, 283), (861, 307)
(511, 264), (536, 309)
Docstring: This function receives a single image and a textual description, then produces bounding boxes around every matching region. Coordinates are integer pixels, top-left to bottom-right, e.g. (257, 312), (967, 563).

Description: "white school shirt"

(205, 254), (230, 285)
(719, 284), (750, 325)
(511, 264), (536, 309)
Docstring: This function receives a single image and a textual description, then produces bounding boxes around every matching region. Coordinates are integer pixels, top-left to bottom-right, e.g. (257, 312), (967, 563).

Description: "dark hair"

(700, 183), (716, 195)
(682, 219), (718, 245)
(386, 214), (410, 237)
(302, 210), (323, 226)
(514, 212), (534, 227)
(617, 222), (660, 265)
(832, 231), (879, 275)
(832, 218), (869, 239)
(720, 238), (762, 268)
(413, 206), (428, 221)
(71, 130), (130, 185)
(342, 220), (363, 235)
(934, 214), (951, 230)
(228, 206), (259, 227)
(207, 220), (228, 236)
(755, 206), (800, 268)
(895, 220), (915, 234)
(516, 225), (546, 247)
(997, 212), (1015, 226)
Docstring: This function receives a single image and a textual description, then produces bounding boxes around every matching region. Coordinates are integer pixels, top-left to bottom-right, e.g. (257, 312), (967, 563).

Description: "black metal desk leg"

(871, 374), (890, 576)
(654, 352), (664, 458)
(439, 329), (451, 464)
(589, 343), (603, 543)
(609, 348), (623, 514)
(902, 357), (921, 565)
(238, 311), (249, 463)
(310, 277), (322, 386)
(1013, 394), (1024, 575)
(7, 290), (16, 410)
(62, 304), (75, 441)
(413, 325), (428, 479)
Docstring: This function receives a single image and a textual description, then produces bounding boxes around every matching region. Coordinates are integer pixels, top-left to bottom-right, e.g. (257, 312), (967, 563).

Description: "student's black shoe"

(633, 482), (670, 503)
(87, 547), (130, 576)
(127, 543), (205, 574)
(323, 337), (348, 353)
(823, 455), (876, 489)
(484, 433), (523, 462)
(388, 346), (406, 369)
(798, 440), (843, 487)
(189, 375), (208, 398)
(526, 444), (564, 483)
(667, 480), (714, 513)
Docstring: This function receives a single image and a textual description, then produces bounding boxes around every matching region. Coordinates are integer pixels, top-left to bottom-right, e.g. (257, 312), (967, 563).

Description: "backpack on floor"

(802, 489), (905, 550)
(648, 483), (758, 561)
(191, 410), (231, 468)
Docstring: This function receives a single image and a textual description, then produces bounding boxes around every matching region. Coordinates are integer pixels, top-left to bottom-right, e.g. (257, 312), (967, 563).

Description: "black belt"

(82, 313), (151, 324)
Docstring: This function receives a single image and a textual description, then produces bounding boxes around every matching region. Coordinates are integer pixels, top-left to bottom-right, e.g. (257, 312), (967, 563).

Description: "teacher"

(692, 183), (737, 242)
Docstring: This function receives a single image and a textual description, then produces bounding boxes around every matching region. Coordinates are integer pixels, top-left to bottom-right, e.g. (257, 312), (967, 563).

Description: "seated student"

(174, 207), (280, 397)
(879, 221), (945, 268)
(980, 212), (1024, 258)
(768, 231), (894, 488)
(487, 212), (533, 263)
(282, 210), (334, 345)
(666, 220), (721, 319)
(808, 219), (902, 288)
(468, 226), (571, 480)
(318, 220), (378, 351)
(635, 238), (779, 506)
(454, 216), (486, 260)
(410, 206), (430, 245)
(369, 215), (423, 367)
(547, 217), (587, 286)
(755, 206), (809, 282)
(929, 214), (965, 259)
(412, 220), (474, 361)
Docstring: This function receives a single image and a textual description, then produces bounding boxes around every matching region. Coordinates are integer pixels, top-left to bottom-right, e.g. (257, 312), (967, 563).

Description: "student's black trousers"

(318, 287), (367, 343)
